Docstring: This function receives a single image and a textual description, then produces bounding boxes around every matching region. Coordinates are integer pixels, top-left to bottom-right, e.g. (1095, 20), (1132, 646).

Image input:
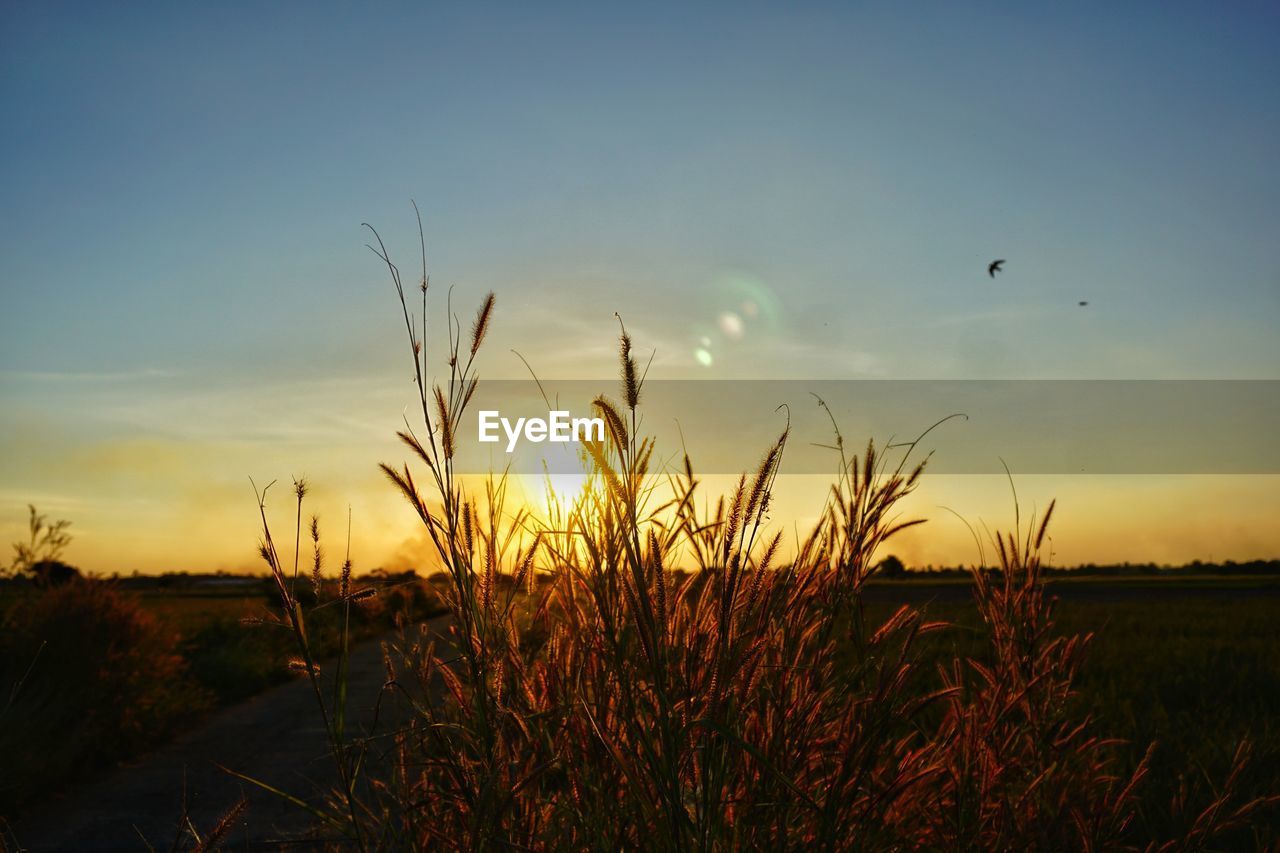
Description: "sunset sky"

(2, 3), (1277, 574)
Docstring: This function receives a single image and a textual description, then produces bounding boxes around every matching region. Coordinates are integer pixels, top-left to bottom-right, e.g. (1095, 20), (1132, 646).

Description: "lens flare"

(714, 271), (779, 331)
(718, 312), (744, 339)
(688, 271), (778, 368)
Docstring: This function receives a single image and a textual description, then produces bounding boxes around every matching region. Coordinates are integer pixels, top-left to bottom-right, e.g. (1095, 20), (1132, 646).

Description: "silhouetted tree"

(7, 504), (73, 581)
(28, 559), (82, 587)
(877, 554), (907, 577)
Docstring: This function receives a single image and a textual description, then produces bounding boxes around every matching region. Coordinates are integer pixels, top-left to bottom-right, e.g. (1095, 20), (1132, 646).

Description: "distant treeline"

(4, 561), (1279, 590)
(0, 568), (426, 592)
(875, 555), (1280, 578)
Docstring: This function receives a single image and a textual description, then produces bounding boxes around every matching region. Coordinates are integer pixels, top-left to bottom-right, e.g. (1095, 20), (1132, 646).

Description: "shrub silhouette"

(0, 580), (208, 813)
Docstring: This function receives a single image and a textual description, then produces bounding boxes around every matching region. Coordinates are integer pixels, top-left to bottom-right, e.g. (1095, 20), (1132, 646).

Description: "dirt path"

(10, 616), (448, 852)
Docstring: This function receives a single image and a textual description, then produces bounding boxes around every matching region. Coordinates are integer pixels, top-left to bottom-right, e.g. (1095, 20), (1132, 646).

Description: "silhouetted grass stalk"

(245, 217), (1277, 850)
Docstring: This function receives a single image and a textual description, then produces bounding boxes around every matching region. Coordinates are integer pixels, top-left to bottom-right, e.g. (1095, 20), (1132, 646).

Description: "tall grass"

(246, 223), (1278, 850)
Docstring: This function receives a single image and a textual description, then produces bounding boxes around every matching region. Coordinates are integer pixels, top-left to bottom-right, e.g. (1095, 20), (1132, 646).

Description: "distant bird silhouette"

(1079, 301), (1089, 306)
(988, 259), (1005, 278)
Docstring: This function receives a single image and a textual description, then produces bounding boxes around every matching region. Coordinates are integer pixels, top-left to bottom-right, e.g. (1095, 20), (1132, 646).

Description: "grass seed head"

(470, 292), (495, 355)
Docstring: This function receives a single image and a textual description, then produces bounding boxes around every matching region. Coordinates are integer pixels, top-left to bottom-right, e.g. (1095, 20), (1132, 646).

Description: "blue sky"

(1, 2), (1277, 571)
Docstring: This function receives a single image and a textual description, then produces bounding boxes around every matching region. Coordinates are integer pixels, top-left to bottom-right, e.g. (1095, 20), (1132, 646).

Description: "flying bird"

(988, 259), (1005, 278)
(1079, 301), (1089, 307)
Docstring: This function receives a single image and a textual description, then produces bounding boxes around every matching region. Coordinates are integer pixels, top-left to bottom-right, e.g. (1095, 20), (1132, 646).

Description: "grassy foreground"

(230, 233), (1278, 851)
(1, 573), (1274, 846)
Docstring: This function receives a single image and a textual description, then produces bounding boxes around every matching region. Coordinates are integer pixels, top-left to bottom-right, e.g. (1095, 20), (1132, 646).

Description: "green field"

(136, 589), (264, 631)
(859, 577), (1280, 840)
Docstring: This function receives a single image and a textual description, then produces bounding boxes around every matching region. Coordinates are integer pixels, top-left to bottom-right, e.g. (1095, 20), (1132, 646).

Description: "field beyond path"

(11, 617), (448, 852)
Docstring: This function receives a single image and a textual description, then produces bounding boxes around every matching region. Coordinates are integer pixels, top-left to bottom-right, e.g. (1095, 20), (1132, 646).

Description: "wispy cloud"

(0, 368), (179, 383)
(0, 489), (87, 511)
(919, 306), (1048, 330)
